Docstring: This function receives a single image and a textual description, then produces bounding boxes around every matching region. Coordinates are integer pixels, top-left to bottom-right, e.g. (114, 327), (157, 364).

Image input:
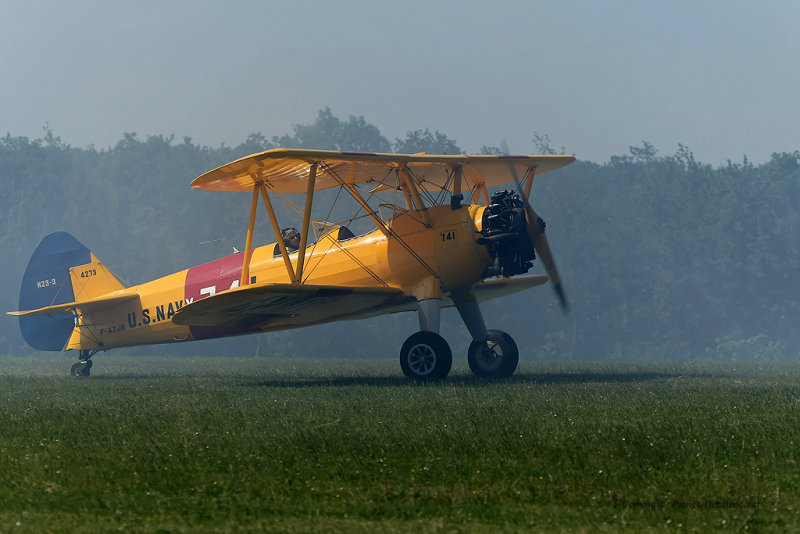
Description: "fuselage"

(67, 204), (492, 351)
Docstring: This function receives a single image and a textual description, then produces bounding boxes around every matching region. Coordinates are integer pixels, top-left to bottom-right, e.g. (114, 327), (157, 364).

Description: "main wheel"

(467, 329), (519, 378)
(400, 331), (452, 381)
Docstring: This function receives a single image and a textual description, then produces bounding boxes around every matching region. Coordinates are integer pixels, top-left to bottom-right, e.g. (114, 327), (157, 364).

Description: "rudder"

(18, 232), (92, 350)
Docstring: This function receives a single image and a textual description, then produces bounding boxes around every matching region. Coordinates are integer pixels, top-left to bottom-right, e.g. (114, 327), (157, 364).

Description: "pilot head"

(281, 227), (300, 250)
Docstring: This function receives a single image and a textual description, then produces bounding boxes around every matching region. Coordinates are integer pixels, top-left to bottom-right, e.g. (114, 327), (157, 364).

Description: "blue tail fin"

(18, 232), (92, 350)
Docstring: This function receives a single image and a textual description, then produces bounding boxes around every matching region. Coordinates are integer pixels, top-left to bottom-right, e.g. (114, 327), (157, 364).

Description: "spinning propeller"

(506, 161), (570, 314)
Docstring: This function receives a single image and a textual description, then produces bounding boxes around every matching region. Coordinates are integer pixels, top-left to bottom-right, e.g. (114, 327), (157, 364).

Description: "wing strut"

(320, 162), (441, 280)
(397, 165), (431, 227)
(258, 183), (299, 284)
(477, 182), (490, 205)
(452, 165), (462, 197)
(294, 163), (317, 282)
(341, 182), (392, 237)
(240, 185), (260, 287)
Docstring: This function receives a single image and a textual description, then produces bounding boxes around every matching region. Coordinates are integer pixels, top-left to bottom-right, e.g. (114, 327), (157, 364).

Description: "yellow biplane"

(9, 149), (574, 380)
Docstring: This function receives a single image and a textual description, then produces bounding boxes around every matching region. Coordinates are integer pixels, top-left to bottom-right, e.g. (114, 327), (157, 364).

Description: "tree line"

(1, 109), (797, 361)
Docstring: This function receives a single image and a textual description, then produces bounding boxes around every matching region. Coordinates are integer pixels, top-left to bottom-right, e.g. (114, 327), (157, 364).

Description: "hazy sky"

(2, 0), (799, 164)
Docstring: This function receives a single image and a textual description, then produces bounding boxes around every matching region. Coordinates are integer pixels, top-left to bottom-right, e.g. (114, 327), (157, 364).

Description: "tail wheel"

(468, 329), (519, 378)
(70, 359), (92, 377)
(400, 331), (452, 381)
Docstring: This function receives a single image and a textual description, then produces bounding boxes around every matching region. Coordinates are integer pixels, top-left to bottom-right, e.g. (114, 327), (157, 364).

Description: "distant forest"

(1, 108), (798, 361)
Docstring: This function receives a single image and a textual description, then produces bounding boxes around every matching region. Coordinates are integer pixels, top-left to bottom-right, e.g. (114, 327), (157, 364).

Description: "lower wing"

(171, 276), (548, 330)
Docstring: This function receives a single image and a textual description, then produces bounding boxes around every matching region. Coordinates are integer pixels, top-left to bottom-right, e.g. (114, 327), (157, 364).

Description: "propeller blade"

(505, 160), (570, 314)
(524, 207), (569, 314)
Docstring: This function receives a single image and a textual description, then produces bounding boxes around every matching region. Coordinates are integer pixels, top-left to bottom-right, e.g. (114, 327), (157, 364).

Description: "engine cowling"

(477, 190), (538, 277)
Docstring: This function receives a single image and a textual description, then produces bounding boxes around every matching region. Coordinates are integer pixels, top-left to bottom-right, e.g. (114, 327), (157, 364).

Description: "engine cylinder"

(478, 190), (536, 277)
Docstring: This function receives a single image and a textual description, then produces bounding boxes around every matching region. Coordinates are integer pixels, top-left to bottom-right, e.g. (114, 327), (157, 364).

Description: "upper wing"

(171, 282), (414, 329)
(191, 148), (575, 194)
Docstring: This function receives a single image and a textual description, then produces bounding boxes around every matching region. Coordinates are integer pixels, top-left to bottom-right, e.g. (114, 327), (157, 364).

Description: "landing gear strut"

(70, 350), (96, 377)
(400, 292), (520, 381)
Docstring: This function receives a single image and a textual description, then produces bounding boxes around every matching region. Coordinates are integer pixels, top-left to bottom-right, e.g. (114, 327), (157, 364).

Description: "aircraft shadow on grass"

(237, 370), (709, 389)
(88, 368), (710, 388)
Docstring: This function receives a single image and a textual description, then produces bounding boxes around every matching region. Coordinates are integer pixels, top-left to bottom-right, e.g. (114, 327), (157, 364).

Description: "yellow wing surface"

(171, 276), (548, 330)
(171, 282), (412, 329)
(191, 148), (575, 193)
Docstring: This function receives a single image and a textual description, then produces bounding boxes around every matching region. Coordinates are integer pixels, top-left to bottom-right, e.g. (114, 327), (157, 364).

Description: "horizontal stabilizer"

(172, 282), (412, 329)
(8, 293), (139, 317)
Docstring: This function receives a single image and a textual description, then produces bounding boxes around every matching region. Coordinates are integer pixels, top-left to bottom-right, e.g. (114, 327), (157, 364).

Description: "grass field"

(1, 355), (798, 532)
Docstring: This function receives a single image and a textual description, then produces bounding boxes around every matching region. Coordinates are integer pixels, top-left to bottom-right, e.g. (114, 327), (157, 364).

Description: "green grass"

(1, 355), (799, 532)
